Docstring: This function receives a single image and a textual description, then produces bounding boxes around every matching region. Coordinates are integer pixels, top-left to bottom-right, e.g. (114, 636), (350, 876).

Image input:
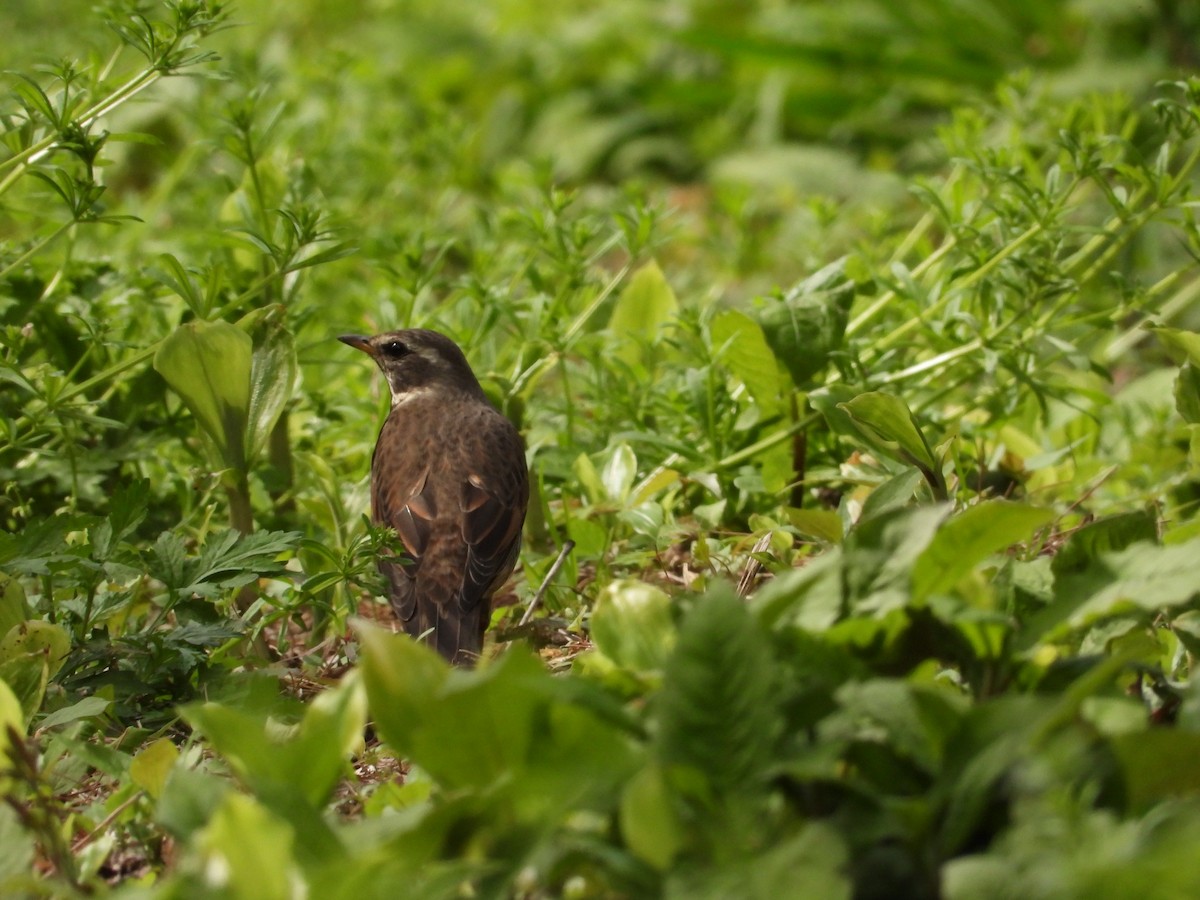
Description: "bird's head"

(339, 329), (485, 404)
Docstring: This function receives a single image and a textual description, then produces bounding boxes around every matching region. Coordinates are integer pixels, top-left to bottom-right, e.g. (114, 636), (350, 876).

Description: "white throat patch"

(391, 385), (435, 407)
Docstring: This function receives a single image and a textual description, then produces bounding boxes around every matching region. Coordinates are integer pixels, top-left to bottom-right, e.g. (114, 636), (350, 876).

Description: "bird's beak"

(339, 334), (375, 356)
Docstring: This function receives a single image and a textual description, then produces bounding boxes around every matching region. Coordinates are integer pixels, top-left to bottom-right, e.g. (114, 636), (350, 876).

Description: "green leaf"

(608, 260), (679, 368)
(196, 794), (299, 900)
(911, 501), (1055, 602)
(356, 621), (543, 790)
(243, 312), (298, 463)
(1152, 325), (1200, 367)
(1030, 539), (1200, 643)
(1050, 511), (1158, 580)
(620, 764), (683, 870)
(600, 442), (637, 504)
(840, 391), (943, 492)
(785, 507), (844, 544)
(1111, 730), (1200, 812)
(710, 309), (788, 414)
(656, 585), (780, 794)
(590, 579), (676, 673)
(183, 672), (365, 808)
(154, 319), (254, 473)
(1176, 362), (1200, 424)
(0, 620), (70, 678)
(0, 678), (23, 791)
(37, 696), (112, 730)
(758, 257), (855, 387)
(0, 654), (47, 724)
(0, 574), (28, 640)
(0, 803), (33, 892)
(131, 738), (179, 799)
(843, 504), (947, 615)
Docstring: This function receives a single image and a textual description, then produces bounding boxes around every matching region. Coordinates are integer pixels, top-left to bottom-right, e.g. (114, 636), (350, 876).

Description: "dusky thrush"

(340, 329), (529, 665)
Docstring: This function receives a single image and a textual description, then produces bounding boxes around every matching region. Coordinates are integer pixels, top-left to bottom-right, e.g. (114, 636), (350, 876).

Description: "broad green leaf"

(656, 585), (780, 794)
(154, 319), (253, 472)
(1111, 730), (1200, 812)
(758, 258), (855, 387)
(620, 764), (683, 870)
(608, 259), (679, 368)
(911, 501), (1055, 602)
(0, 620), (69, 678)
(752, 548), (844, 630)
(859, 467), (923, 521)
(183, 672), (365, 808)
(0, 573), (28, 639)
(244, 312), (299, 463)
(843, 504), (948, 615)
(156, 766), (231, 841)
(37, 696), (111, 730)
(786, 507), (844, 544)
(131, 738), (179, 799)
(710, 308), (788, 414)
(356, 621), (543, 790)
(591, 580), (676, 673)
(840, 391), (940, 475)
(197, 794), (298, 900)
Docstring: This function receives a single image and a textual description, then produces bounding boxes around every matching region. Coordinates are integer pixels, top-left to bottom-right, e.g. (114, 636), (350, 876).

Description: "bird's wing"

(373, 464), (437, 622)
(457, 469), (526, 613)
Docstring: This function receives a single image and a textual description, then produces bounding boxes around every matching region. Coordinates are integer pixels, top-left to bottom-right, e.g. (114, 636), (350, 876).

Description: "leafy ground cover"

(4, 0), (1200, 897)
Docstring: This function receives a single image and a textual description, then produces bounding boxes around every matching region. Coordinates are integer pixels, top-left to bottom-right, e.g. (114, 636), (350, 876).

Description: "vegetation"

(3, 0), (1200, 896)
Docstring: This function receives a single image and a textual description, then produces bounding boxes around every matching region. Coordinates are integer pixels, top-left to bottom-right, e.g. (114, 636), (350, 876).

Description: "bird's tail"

(403, 599), (488, 666)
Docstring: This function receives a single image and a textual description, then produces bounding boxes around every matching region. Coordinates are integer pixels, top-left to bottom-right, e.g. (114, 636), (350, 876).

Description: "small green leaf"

(608, 260), (679, 368)
(154, 319), (253, 473)
(786, 507), (844, 544)
(710, 309), (788, 414)
(131, 738), (179, 799)
(243, 311), (298, 463)
(591, 580), (676, 673)
(840, 391), (939, 475)
(600, 443), (637, 504)
(620, 764), (683, 870)
(758, 258), (856, 387)
(912, 501), (1055, 602)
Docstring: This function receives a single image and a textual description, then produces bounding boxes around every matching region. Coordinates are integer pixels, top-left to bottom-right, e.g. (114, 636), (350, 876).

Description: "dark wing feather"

(458, 471), (526, 613)
(371, 462), (438, 623)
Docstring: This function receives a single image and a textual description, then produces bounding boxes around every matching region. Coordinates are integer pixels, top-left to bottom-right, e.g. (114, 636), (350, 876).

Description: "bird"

(339, 329), (529, 665)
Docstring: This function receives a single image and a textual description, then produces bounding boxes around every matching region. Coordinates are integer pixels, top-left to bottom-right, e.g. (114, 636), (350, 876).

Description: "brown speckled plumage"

(340, 329), (528, 665)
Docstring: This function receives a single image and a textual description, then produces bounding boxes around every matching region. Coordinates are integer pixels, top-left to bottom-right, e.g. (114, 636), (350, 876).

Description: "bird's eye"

(382, 340), (408, 359)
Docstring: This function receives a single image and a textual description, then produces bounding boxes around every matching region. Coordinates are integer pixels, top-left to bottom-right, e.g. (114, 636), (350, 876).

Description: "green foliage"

(4, 0), (1200, 895)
